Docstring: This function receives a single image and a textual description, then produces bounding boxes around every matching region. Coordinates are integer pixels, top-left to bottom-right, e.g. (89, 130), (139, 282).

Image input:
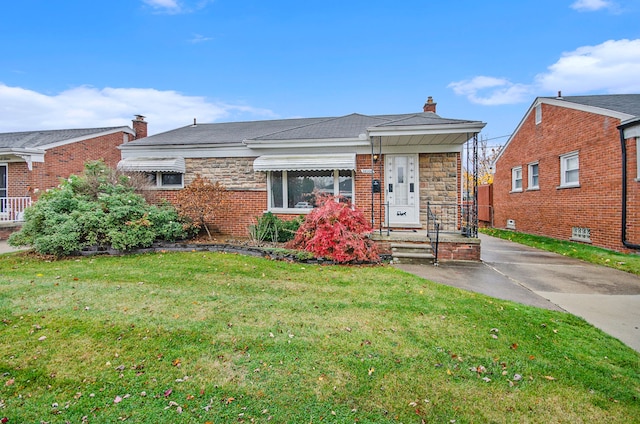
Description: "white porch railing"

(0, 197), (32, 222)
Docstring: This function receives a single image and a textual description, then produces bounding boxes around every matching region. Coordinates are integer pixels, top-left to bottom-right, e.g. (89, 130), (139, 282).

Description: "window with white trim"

(268, 170), (353, 210)
(560, 152), (579, 187)
(145, 172), (184, 188)
(511, 166), (523, 192)
(535, 104), (542, 125)
(528, 162), (539, 189)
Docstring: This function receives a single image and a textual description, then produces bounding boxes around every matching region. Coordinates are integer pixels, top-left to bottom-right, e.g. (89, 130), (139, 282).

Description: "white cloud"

(448, 76), (532, 105)
(143, 0), (181, 12)
(189, 33), (213, 43)
(450, 39), (640, 105)
(570, 0), (615, 12)
(535, 39), (640, 93)
(0, 84), (277, 135)
(142, 0), (214, 14)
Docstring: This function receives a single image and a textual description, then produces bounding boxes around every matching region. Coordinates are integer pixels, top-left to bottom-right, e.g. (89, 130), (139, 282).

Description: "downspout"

(619, 122), (640, 250)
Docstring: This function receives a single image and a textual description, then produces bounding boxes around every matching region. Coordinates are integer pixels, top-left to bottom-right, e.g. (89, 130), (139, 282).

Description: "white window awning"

(117, 157), (185, 173)
(253, 153), (356, 171)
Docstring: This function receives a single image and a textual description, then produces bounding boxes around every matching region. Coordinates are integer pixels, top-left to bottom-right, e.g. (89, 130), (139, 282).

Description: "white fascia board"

(366, 122), (486, 137)
(243, 137), (370, 149)
(0, 148), (46, 161)
(39, 126), (134, 150)
(120, 144), (253, 159)
(540, 97), (635, 121)
(623, 123), (640, 139)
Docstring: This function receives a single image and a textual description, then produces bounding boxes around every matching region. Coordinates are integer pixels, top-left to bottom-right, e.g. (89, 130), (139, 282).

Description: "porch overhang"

(253, 153), (357, 171)
(367, 122), (486, 146)
(0, 148), (45, 170)
(117, 157), (186, 173)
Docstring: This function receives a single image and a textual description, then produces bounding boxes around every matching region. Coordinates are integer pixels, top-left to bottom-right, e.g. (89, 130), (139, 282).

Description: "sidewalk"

(396, 233), (640, 352)
(0, 240), (24, 254)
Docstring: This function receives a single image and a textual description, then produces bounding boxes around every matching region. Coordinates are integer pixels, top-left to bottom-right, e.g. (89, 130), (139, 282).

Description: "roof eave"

(366, 122), (486, 137)
(243, 137), (371, 149)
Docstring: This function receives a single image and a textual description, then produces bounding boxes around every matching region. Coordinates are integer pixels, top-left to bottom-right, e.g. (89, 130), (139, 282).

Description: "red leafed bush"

(287, 196), (379, 263)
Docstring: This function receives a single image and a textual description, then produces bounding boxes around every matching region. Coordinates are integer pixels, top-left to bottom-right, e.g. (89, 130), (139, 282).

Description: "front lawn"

(1, 251), (639, 423)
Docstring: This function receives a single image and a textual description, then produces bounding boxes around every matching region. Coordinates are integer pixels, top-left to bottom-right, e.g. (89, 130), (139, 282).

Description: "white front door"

(386, 154), (420, 227)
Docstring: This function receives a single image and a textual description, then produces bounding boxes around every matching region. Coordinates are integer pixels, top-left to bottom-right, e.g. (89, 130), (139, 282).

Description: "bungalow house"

(492, 93), (640, 253)
(118, 98), (486, 261)
(0, 117), (147, 237)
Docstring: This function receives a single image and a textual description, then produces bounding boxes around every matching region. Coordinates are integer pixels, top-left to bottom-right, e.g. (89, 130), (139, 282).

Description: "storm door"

(385, 154), (420, 226)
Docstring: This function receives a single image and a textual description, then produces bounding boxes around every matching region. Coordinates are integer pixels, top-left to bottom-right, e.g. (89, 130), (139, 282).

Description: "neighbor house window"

(535, 104), (542, 125)
(268, 170), (353, 210)
(146, 172), (184, 188)
(528, 162), (539, 189)
(560, 152), (579, 188)
(511, 166), (523, 192)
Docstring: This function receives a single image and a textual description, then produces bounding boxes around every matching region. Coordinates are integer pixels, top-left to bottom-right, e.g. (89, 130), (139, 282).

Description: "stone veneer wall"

(186, 158), (266, 189)
(418, 152), (460, 228)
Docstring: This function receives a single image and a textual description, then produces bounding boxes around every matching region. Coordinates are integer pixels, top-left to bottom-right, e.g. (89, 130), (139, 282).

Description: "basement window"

(571, 227), (591, 243)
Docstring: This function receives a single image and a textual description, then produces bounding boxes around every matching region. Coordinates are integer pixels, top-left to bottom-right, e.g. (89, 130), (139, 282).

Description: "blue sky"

(1, 0), (640, 146)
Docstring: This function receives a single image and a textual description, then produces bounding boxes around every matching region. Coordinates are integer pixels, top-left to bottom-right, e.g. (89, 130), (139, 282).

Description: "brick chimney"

(132, 115), (148, 140)
(423, 96), (437, 113)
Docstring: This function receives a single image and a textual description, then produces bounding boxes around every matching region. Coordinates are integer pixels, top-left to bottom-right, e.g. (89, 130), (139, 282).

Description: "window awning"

(253, 153), (356, 171)
(117, 157), (185, 173)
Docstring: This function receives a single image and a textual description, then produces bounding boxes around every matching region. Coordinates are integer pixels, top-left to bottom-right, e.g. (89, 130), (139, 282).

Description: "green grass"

(1, 250), (640, 423)
(481, 227), (640, 276)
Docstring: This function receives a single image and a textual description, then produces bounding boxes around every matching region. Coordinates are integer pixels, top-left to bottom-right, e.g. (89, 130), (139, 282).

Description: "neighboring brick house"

(118, 99), (485, 259)
(0, 116), (147, 236)
(493, 94), (640, 253)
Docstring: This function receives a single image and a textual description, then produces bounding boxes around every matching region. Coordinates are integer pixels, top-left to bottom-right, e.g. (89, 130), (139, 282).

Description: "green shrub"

(8, 161), (194, 256)
(250, 212), (303, 243)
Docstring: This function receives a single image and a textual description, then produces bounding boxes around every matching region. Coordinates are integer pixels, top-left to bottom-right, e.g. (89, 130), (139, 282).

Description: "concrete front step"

(391, 242), (436, 265)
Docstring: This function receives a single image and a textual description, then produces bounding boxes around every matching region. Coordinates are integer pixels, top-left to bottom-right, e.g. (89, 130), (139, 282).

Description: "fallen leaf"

(482, 377), (491, 382)
(164, 388), (173, 398)
(513, 374), (523, 381)
(5, 379), (14, 387)
(38, 336), (47, 341)
(544, 375), (556, 381)
(114, 396), (123, 404)
(510, 343), (518, 350)
(368, 367), (375, 376)
(172, 358), (181, 367)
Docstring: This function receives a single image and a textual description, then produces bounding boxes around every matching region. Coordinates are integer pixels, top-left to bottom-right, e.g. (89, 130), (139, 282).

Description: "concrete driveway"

(396, 233), (640, 352)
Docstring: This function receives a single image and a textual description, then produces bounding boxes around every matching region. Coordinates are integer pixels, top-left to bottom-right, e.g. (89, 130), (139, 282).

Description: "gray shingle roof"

(124, 112), (482, 146)
(0, 127), (126, 149)
(546, 94), (640, 118)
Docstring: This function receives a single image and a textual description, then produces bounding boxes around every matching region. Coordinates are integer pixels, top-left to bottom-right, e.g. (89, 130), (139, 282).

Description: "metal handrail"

(426, 202), (440, 266)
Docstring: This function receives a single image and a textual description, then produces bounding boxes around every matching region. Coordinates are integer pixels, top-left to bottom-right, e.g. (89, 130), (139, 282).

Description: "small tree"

(175, 175), (228, 240)
(287, 196), (379, 263)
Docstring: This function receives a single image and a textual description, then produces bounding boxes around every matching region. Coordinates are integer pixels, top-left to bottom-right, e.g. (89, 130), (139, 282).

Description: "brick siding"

(494, 102), (640, 252)
(6, 131), (130, 199)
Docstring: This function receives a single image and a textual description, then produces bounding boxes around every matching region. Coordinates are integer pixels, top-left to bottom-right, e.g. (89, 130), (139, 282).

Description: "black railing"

(426, 202), (477, 237)
(426, 203), (440, 266)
